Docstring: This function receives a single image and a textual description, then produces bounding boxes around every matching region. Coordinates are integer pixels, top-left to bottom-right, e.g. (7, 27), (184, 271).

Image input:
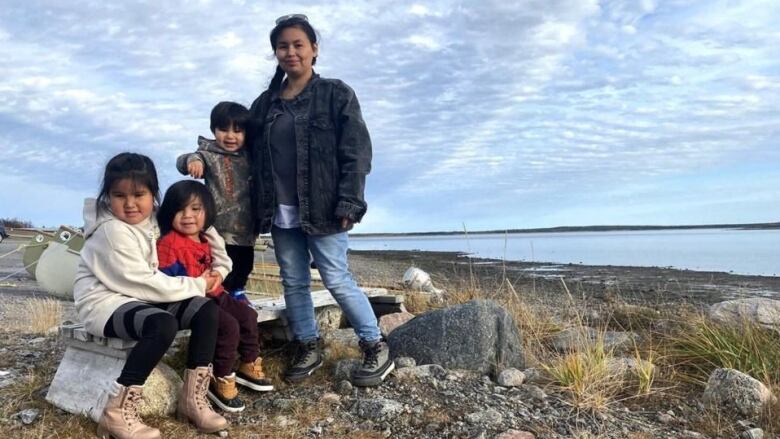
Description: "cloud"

(1, 0), (779, 231)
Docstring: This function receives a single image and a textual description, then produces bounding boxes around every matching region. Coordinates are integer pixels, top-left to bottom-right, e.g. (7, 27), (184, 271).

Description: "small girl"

(73, 153), (229, 438)
(157, 180), (273, 414)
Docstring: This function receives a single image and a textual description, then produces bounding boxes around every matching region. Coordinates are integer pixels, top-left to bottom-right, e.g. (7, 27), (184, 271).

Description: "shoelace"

(195, 372), (213, 409)
(362, 343), (381, 368)
(124, 390), (143, 424)
(251, 359), (265, 378)
(292, 342), (317, 367)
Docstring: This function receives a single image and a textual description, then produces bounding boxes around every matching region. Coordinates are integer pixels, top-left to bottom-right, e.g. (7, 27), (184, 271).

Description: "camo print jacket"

(176, 137), (255, 246)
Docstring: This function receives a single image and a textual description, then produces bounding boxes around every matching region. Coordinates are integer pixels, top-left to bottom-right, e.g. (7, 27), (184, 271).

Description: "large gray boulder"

(708, 298), (780, 333)
(702, 368), (773, 418)
(387, 299), (524, 374)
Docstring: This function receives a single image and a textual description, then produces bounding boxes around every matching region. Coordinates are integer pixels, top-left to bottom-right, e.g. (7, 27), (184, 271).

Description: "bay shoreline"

(346, 249), (780, 307)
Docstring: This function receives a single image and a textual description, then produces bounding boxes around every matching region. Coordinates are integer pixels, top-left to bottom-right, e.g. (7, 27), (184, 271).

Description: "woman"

(249, 14), (393, 387)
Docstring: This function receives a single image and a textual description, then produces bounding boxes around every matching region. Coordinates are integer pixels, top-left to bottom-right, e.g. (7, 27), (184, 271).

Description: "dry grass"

(661, 313), (780, 386)
(541, 330), (623, 411)
(2, 298), (64, 334)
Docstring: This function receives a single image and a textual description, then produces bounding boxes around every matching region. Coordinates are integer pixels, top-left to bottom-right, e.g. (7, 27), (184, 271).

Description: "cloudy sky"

(1, 0), (778, 233)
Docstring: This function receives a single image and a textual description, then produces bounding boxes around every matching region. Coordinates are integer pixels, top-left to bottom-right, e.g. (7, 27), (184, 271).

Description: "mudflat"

(2, 238), (779, 306)
(347, 249), (780, 307)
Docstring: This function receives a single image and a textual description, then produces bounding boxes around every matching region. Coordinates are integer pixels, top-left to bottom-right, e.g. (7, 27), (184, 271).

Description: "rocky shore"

(2, 238), (780, 438)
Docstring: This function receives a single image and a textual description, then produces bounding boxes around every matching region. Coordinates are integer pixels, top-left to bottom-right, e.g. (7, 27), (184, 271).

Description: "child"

(73, 153), (229, 438)
(176, 101), (255, 304)
(157, 180), (273, 414)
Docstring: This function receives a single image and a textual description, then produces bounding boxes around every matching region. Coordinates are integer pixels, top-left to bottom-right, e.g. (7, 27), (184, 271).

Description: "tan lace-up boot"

(236, 357), (274, 391)
(177, 365), (229, 434)
(96, 381), (161, 439)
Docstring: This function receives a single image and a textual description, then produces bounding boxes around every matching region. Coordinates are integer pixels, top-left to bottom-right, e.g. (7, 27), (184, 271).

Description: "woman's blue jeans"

(271, 226), (380, 343)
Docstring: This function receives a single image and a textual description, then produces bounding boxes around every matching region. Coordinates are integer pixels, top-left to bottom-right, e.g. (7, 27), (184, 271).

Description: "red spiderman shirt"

(157, 231), (225, 297)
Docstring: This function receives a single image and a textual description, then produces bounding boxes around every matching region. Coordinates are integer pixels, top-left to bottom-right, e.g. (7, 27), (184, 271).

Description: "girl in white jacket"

(73, 153), (229, 438)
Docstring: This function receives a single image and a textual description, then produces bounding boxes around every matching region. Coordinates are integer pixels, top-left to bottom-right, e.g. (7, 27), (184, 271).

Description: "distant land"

(352, 222), (780, 237)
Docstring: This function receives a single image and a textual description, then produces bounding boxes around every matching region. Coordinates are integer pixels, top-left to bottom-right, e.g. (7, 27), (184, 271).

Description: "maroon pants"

(211, 293), (259, 378)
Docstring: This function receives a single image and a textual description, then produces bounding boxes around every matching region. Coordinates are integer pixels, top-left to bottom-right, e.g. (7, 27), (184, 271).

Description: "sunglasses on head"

(275, 13), (308, 25)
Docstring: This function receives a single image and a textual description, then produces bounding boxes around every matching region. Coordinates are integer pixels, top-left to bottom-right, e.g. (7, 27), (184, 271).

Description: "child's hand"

(202, 271), (220, 292)
(187, 160), (204, 178)
(208, 270), (224, 292)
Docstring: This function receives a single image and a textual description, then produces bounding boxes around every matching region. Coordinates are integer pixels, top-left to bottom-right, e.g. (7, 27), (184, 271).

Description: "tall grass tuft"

(542, 329), (624, 411)
(663, 314), (780, 386)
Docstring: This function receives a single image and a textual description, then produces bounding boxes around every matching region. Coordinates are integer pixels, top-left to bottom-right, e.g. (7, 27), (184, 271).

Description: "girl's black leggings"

(103, 296), (218, 386)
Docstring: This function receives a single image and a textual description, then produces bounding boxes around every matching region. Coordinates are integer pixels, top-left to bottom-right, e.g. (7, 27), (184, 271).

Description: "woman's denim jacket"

(249, 74), (372, 236)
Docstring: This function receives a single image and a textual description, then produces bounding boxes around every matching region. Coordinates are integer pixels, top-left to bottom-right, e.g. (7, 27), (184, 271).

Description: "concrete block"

(46, 345), (181, 422)
(73, 328), (92, 342)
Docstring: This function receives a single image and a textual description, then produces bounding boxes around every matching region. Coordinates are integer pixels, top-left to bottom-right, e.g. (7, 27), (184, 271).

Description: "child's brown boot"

(236, 357), (274, 391)
(207, 373), (246, 413)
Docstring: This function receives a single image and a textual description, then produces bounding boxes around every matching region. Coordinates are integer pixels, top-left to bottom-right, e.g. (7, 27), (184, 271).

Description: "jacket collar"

(197, 136), (244, 156)
(271, 71), (320, 103)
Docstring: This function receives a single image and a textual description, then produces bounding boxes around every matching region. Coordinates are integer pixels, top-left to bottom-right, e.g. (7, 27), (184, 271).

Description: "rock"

(402, 267), (443, 295)
(316, 306), (344, 331)
(496, 430), (536, 439)
(272, 398), (297, 410)
(322, 328), (360, 348)
(606, 357), (655, 378)
(387, 300), (524, 375)
(395, 356), (417, 369)
(551, 327), (639, 354)
(319, 392), (341, 405)
(657, 412), (674, 424)
(523, 384), (547, 401)
(138, 363), (182, 417)
(336, 380), (353, 395)
(497, 368), (525, 387)
(702, 368), (773, 418)
(522, 367), (545, 383)
(681, 431), (705, 439)
(379, 311), (415, 335)
(708, 298), (780, 332)
(0, 370), (14, 389)
(393, 364), (447, 380)
(465, 408), (503, 427)
(15, 408), (40, 425)
(333, 359), (361, 381)
(355, 398), (404, 420)
(740, 428), (765, 439)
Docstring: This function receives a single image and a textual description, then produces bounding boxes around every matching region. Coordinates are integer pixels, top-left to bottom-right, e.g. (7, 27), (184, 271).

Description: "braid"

(269, 65), (285, 92)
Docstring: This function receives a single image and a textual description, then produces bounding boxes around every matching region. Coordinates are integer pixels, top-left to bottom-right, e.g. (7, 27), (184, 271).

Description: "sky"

(1, 0), (779, 233)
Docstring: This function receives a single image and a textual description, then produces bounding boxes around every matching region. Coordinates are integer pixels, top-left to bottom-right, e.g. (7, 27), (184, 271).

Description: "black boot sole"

(284, 360), (323, 383)
(352, 361), (395, 387)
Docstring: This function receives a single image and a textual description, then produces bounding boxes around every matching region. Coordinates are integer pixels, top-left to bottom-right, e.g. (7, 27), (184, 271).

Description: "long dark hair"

(157, 180), (216, 236)
(96, 152), (160, 212)
(268, 16), (319, 92)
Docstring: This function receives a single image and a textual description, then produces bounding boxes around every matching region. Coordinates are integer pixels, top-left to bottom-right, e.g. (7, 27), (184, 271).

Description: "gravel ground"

(2, 236), (777, 437)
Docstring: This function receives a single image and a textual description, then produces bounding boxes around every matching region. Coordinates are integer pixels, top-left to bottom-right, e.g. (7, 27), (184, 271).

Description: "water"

(349, 228), (780, 277)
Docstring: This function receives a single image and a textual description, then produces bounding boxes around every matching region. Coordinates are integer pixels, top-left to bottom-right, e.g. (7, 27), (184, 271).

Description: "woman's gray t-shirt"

(269, 99), (301, 228)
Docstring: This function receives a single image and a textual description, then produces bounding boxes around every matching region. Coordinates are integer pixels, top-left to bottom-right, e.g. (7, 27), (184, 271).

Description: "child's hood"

(197, 136), (242, 156)
(81, 198), (114, 238)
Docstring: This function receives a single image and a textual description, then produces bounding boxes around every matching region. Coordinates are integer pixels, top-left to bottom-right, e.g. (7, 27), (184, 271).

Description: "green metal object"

(22, 232), (55, 278)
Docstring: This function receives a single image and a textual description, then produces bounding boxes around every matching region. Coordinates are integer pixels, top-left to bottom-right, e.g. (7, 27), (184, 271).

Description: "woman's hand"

(340, 217), (353, 230)
(187, 160), (204, 178)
